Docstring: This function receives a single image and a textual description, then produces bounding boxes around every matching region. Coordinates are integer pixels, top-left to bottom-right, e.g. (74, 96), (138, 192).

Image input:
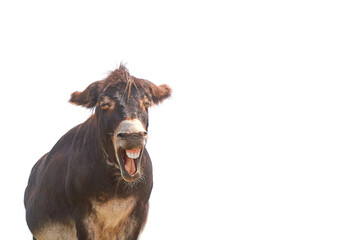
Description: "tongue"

(125, 156), (136, 175)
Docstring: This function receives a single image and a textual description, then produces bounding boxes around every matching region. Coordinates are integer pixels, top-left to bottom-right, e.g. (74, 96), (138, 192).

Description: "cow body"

(24, 66), (171, 240)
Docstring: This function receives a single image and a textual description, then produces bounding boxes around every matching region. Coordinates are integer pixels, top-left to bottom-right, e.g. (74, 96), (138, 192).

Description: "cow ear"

(150, 84), (172, 105)
(69, 81), (102, 108)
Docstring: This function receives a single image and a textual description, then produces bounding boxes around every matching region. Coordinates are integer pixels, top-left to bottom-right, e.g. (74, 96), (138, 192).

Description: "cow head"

(69, 65), (171, 182)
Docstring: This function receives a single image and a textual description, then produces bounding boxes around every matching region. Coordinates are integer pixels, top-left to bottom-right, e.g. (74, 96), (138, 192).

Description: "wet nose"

(117, 130), (147, 139)
(115, 119), (148, 150)
(115, 119), (147, 139)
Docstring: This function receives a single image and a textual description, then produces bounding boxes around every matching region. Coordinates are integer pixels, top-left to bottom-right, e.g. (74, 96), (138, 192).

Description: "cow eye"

(140, 96), (152, 110)
(99, 100), (111, 109)
(144, 102), (150, 109)
(99, 101), (110, 110)
(99, 96), (114, 110)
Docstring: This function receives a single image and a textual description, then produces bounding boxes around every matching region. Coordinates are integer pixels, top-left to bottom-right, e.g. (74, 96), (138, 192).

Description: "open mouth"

(116, 147), (143, 181)
(113, 119), (148, 182)
(123, 148), (141, 175)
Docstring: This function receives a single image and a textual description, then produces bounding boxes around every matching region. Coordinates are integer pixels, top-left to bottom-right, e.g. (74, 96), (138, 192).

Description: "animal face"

(69, 66), (171, 182)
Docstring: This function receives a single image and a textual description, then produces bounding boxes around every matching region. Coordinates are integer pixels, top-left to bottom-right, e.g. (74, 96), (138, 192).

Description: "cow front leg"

(74, 216), (94, 240)
(118, 202), (150, 240)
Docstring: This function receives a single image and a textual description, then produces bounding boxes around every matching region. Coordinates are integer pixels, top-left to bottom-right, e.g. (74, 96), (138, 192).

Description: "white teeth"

(126, 151), (140, 159)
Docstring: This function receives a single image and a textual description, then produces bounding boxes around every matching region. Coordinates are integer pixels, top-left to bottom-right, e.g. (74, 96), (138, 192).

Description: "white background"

(0, 0), (359, 239)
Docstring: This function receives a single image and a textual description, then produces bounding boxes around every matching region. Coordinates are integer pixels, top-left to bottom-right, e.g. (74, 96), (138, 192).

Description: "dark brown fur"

(24, 65), (171, 240)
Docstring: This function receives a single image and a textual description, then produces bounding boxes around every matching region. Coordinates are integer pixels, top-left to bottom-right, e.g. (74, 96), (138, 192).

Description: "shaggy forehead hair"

(103, 65), (138, 101)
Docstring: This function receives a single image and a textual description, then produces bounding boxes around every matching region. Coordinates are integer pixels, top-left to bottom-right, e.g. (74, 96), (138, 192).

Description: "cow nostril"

(117, 133), (127, 138)
(117, 131), (147, 139)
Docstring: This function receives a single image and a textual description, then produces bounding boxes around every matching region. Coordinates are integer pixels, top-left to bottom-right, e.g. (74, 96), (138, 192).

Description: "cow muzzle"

(113, 119), (148, 182)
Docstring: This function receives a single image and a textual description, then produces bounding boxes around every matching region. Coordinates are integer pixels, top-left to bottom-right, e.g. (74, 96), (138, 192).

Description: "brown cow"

(24, 65), (171, 240)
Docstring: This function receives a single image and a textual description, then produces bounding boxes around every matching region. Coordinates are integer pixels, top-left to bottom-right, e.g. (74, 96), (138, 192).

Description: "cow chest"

(84, 197), (137, 239)
(34, 197), (136, 240)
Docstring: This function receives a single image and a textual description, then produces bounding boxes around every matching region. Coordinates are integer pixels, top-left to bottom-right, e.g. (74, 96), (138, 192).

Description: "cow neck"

(87, 116), (119, 170)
